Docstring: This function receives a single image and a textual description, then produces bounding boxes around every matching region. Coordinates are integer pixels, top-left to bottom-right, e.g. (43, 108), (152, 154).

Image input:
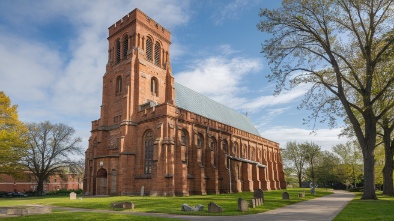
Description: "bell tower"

(85, 9), (175, 196)
(101, 8), (174, 126)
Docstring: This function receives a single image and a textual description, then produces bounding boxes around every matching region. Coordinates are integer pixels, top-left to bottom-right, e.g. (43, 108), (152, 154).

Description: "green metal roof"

(175, 82), (261, 136)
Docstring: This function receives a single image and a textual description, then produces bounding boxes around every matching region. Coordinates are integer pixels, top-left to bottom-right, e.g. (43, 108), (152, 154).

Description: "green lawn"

(0, 188), (330, 220)
(1, 210), (179, 221)
(334, 192), (394, 221)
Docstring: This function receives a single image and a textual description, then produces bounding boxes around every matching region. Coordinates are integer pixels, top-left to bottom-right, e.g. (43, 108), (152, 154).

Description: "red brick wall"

(84, 8), (286, 196)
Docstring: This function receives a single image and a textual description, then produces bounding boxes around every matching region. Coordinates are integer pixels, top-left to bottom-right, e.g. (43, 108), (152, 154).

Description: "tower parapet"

(108, 9), (171, 45)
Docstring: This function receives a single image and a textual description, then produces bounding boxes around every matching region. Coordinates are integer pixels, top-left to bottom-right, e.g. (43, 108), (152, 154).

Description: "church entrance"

(96, 168), (107, 195)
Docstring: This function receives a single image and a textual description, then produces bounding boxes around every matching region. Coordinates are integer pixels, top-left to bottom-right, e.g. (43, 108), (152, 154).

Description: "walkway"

(54, 190), (355, 221)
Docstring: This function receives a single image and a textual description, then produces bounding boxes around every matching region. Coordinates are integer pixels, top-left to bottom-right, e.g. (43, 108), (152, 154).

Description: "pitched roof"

(174, 82), (261, 136)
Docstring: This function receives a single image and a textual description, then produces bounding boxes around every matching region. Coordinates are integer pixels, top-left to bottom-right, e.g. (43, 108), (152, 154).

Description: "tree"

(22, 121), (83, 196)
(258, 0), (394, 199)
(315, 150), (341, 187)
(69, 159), (85, 190)
(302, 141), (321, 186)
(340, 67), (393, 194)
(0, 91), (28, 178)
(282, 141), (308, 187)
(380, 116), (394, 195)
(332, 142), (363, 189)
(374, 145), (385, 189)
(375, 72), (394, 195)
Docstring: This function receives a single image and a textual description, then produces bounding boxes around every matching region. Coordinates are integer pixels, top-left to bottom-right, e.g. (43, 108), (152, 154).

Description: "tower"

(85, 9), (176, 196)
(103, 8), (173, 124)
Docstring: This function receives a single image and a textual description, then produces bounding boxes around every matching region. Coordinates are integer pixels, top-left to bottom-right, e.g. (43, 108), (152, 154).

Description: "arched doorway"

(96, 168), (107, 195)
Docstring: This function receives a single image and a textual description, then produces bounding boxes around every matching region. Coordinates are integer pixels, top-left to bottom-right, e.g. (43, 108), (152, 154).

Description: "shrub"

(46, 189), (83, 195)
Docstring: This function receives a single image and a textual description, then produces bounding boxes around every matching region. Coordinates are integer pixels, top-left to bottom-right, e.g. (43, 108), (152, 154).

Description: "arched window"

(251, 148), (254, 160)
(116, 38), (120, 64)
(233, 142), (238, 156)
(258, 148), (262, 160)
(181, 130), (188, 164)
(210, 137), (216, 150)
(236, 165), (241, 181)
(151, 77), (158, 96)
(144, 131), (154, 174)
(146, 38), (153, 61)
(116, 76), (122, 94)
(197, 133), (203, 148)
(197, 133), (204, 165)
(154, 41), (161, 66)
(222, 140), (228, 153)
(210, 137), (217, 166)
(181, 130), (188, 145)
(123, 34), (128, 59)
(243, 145), (247, 158)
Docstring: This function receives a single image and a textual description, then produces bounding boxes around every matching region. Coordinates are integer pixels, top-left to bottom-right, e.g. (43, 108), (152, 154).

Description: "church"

(84, 8), (286, 196)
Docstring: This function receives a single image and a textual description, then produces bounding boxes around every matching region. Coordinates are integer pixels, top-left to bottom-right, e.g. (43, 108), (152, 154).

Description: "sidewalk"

(55, 190), (355, 221)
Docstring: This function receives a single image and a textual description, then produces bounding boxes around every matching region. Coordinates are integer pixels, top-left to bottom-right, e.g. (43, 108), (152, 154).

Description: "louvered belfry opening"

(146, 38), (152, 61)
(116, 38), (120, 63)
(123, 35), (128, 59)
(154, 42), (160, 66)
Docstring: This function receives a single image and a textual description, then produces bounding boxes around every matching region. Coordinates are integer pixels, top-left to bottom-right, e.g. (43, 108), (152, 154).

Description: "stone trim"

(227, 155), (266, 168)
(94, 155), (119, 159)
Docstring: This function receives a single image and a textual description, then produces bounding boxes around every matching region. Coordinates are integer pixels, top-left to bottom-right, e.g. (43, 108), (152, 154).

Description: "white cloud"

(254, 107), (290, 128)
(175, 55), (262, 107)
(219, 44), (240, 55)
(0, 34), (62, 102)
(244, 84), (309, 112)
(211, 0), (251, 25)
(260, 126), (349, 152)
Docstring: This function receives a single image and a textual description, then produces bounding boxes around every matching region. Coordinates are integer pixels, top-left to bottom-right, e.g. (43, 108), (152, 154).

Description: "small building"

(84, 8), (286, 196)
(0, 172), (82, 193)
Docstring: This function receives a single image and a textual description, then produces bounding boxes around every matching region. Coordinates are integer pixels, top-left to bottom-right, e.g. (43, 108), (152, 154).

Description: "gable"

(174, 82), (261, 136)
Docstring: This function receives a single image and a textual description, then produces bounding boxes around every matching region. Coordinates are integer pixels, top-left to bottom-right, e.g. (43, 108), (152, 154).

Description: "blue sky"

(0, 0), (349, 154)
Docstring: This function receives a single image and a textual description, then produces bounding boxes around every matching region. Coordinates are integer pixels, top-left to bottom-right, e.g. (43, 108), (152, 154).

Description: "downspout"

(227, 154), (231, 193)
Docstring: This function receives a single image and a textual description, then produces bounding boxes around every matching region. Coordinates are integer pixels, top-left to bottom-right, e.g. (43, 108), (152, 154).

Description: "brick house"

(0, 172), (82, 193)
(84, 8), (286, 196)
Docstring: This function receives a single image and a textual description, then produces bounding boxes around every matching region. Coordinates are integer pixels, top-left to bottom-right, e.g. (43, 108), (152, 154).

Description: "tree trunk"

(382, 129), (394, 195)
(382, 163), (393, 195)
(298, 173), (302, 188)
(361, 147), (377, 200)
(36, 178), (44, 196)
(346, 104), (378, 199)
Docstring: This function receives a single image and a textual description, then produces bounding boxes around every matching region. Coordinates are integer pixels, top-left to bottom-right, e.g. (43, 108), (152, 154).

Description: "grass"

(0, 188), (331, 218)
(0, 188), (332, 220)
(1, 210), (179, 220)
(334, 191), (394, 221)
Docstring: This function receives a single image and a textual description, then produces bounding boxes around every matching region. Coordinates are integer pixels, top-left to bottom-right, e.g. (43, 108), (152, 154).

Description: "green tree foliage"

(282, 141), (308, 187)
(374, 145), (385, 188)
(283, 167), (299, 187)
(302, 141), (321, 185)
(332, 142), (363, 189)
(258, 0), (394, 199)
(282, 141), (321, 187)
(315, 150), (341, 187)
(341, 42), (394, 194)
(22, 121), (83, 196)
(0, 91), (27, 178)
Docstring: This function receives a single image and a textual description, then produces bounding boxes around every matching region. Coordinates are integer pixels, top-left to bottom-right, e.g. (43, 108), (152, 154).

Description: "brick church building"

(84, 8), (286, 196)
